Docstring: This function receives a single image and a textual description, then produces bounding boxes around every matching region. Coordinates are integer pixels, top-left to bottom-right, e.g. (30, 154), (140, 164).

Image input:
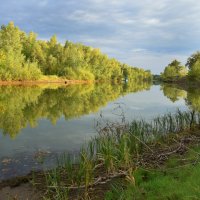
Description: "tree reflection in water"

(0, 81), (151, 138)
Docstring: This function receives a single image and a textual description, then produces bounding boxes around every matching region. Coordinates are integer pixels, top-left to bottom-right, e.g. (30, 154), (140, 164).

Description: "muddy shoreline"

(0, 79), (94, 86)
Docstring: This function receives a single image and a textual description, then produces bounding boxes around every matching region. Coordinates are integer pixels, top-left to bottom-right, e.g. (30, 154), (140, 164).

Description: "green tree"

(0, 22), (42, 81)
(188, 60), (200, 81)
(161, 60), (188, 81)
(0, 22), (152, 82)
(186, 51), (200, 81)
(186, 51), (200, 70)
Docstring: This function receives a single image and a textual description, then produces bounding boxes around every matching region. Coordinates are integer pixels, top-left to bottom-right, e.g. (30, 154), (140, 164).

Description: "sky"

(0, 0), (200, 74)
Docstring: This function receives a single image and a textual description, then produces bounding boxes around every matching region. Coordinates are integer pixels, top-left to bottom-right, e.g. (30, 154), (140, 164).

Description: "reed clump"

(40, 109), (200, 199)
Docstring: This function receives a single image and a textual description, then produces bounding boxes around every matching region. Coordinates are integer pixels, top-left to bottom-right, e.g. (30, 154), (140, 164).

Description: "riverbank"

(0, 75), (94, 86)
(1, 110), (200, 199)
(160, 76), (200, 89)
(105, 131), (200, 199)
(1, 127), (200, 199)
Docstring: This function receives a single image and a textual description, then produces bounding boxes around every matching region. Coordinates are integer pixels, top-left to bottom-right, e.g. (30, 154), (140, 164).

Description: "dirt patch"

(0, 183), (42, 200)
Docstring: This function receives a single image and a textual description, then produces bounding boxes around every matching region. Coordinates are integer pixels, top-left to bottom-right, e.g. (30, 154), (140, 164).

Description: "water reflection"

(2, 82), (200, 180)
(161, 84), (187, 102)
(186, 87), (200, 112)
(160, 83), (200, 111)
(0, 81), (151, 138)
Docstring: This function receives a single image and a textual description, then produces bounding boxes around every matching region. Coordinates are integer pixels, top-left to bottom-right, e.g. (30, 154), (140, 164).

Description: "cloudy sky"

(1, 0), (200, 73)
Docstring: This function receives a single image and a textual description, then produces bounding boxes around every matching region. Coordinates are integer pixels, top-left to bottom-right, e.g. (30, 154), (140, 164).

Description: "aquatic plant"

(42, 109), (200, 199)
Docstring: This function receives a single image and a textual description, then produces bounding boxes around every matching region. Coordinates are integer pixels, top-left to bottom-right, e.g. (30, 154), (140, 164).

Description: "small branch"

(156, 144), (183, 160)
(47, 171), (127, 190)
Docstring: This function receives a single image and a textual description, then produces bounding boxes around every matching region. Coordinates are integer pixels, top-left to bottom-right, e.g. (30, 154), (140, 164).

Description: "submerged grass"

(34, 109), (200, 199)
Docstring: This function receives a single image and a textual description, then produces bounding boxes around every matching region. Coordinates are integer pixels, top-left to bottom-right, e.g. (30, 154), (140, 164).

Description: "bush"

(23, 62), (42, 80)
(78, 69), (95, 81)
(0, 58), (42, 81)
(62, 67), (94, 81)
(0, 69), (12, 81)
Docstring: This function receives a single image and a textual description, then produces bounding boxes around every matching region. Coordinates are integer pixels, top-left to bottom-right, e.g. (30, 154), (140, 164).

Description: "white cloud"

(67, 10), (104, 23)
(130, 48), (147, 53)
(142, 18), (161, 26)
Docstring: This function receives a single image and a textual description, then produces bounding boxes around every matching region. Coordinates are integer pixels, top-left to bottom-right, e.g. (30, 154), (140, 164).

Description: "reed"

(42, 109), (200, 199)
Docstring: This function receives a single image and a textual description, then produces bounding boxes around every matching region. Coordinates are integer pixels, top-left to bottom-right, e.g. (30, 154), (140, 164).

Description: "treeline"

(0, 22), (152, 81)
(161, 51), (200, 82)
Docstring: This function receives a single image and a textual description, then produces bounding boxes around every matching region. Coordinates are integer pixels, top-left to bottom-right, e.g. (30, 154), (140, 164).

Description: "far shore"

(0, 79), (95, 86)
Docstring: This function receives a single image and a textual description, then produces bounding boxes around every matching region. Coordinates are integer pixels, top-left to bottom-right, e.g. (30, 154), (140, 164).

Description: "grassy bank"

(1, 110), (200, 199)
(105, 137), (200, 200)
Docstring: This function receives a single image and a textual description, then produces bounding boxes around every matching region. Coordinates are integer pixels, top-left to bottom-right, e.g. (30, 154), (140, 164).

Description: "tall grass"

(42, 109), (200, 199)
(129, 109), (200, 142)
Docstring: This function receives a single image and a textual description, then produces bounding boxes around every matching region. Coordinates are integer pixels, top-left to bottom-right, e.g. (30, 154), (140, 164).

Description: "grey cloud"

(0, 0), (200, 73)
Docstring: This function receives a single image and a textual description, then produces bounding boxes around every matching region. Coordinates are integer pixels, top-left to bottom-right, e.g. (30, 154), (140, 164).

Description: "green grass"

(105, 145), (200, 200)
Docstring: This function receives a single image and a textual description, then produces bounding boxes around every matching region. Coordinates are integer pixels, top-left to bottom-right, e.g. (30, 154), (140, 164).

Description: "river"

(0, 82), (199, 180)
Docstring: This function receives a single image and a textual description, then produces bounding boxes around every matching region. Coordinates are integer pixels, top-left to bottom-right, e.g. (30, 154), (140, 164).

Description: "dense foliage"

(160, 51), (200, 82)
(161, 60), (188, 81)
(0, 22), (42, 80)
(186, 51), (200, 81)
(0, 22), (152, 81)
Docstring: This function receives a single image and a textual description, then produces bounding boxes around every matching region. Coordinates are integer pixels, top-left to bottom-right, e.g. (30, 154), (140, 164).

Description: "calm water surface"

(0, 83), (198, 180)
